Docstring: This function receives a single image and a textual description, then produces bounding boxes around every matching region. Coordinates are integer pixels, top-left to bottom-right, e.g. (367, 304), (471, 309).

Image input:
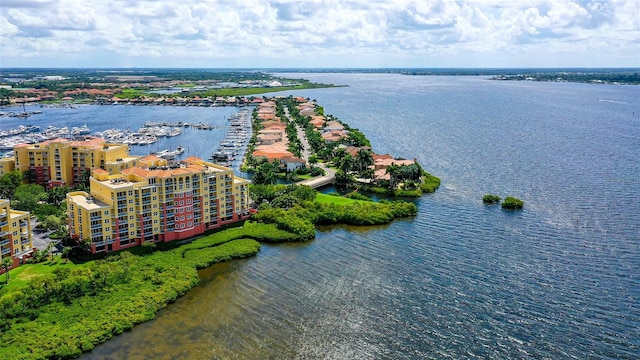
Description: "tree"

(2, 257), (12, 284)
(77, 169), (92, 189)
(46, 186), (71, 206)
(12, 184), (46, 213)
(42, 215), (63, 231)
(355, 149), (374, 174)
(386, 164), (400, 189)
(0, 170), (24, 199)
(141, 241), (157, 254)
(62, 246), (72, 262)
(252, 161), (279, 185)
(336, 154), (354, 174)
(23, 169), (36, 183)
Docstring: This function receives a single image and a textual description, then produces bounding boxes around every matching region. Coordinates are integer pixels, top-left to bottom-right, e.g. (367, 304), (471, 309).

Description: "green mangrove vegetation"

(501, 196), (525, 210)
(0, 229), (261, 360)
(0, 183), (418, 359)
(482, 194), (501, 204)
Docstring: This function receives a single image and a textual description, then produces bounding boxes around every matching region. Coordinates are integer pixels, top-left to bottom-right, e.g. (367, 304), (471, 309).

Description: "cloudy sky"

(0, 0), (638, 68)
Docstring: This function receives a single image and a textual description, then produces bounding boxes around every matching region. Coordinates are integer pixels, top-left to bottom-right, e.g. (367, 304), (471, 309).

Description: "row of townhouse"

(66, 155), (251, 254)
(0, 199), (33, 274)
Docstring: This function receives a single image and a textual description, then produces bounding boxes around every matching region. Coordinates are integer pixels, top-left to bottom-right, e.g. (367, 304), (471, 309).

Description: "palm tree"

(46, 186), (70, 206)
(386, 164), (400, 189)
(62, 246), (72, 262)
(252, 161), (278, 185)
(22, 169), (36, 183)
(355, 149), (374, 174)
(336, 154), (354, 174)
(2, 257), (12, 284)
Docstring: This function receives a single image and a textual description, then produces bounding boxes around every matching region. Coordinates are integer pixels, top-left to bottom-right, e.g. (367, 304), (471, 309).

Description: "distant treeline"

(0, 69), (277, 85)
(491, 71), (640, 85)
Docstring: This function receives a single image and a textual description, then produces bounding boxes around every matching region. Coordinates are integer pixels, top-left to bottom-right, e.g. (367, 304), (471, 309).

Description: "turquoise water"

(4, 74), (638, 359)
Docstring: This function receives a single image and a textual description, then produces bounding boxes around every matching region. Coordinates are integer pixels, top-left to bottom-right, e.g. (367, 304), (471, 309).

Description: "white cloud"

(0, 0), (638, 67)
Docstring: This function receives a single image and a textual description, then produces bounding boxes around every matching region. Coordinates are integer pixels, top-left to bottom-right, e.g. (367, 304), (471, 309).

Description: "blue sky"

(1, 0), (638, 68)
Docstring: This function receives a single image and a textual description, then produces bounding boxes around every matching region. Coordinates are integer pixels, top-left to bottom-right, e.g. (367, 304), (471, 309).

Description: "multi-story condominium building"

(14, 137), (139, 188)
(0, 157), (15, 177)
(0, 199), (33, 273)
(66, 156), (251, 254)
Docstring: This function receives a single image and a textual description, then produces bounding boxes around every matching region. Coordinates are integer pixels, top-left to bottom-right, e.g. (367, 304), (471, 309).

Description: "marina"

(209, 108), (252, 166)
(0, 105), (252, 173)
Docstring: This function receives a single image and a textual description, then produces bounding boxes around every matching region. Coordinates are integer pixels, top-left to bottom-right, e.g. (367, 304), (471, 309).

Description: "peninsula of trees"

(245, 96), (440, 196)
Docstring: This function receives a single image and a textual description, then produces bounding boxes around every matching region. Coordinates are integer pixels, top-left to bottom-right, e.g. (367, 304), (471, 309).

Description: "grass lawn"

(315, 193), (368, 205)
(2, 256), (90, 291)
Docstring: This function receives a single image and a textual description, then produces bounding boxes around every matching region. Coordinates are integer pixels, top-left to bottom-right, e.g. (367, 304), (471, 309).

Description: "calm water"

(5, 74), (639, 359)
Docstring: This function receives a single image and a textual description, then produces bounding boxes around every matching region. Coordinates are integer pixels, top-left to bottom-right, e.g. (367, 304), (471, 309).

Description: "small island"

(482, 194), (501, 204)
(501, 196), (524, 210)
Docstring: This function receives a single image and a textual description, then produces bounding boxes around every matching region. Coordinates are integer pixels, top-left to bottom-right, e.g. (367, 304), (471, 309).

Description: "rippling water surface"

(6, 74), (638, 359)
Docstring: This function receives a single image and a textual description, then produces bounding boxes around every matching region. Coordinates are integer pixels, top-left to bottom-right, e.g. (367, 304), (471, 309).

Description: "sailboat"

(18, 100), (30, 118)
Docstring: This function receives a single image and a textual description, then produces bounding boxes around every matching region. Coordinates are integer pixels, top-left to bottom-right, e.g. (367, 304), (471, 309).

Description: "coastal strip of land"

(0, 95), (436, 359)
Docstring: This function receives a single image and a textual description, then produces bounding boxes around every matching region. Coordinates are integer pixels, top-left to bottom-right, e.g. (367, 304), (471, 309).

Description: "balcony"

(0, 231), (9, 238)
(0, 239), (9, 246)
(1, 247), (10, 255)
(0, 220), (8, 228)
(0, 212), (7, 220)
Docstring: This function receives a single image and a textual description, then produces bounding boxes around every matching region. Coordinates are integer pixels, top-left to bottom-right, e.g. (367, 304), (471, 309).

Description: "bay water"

(3, 73), (639, 359)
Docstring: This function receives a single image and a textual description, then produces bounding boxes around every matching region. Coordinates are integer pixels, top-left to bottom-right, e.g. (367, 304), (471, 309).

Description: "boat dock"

(209, 108), (252, 166)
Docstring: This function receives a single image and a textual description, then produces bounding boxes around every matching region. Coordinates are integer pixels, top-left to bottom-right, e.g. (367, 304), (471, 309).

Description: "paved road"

(30, 219), (58, 252)
(283, 106), (336, 189)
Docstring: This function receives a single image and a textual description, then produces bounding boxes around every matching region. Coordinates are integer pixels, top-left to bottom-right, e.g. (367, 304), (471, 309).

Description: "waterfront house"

(309, 115), (326, 129)
(280, 156), (306, 172)
(321, 130), (347, 143)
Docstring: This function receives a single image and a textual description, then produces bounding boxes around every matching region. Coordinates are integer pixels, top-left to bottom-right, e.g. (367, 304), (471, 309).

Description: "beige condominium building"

(0, 199), (33, 273)
(67, 156), (250, 254)
(14, 137), (139, 188)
